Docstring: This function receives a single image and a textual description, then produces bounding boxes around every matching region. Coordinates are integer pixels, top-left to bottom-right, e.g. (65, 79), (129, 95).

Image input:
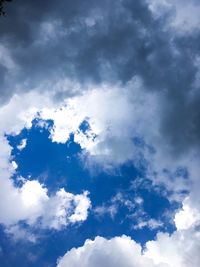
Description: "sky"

(0, 0), (200, 266)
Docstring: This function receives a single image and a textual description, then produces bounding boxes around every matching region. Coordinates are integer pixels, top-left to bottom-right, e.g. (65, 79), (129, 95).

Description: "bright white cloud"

(145, 227), (200, 267)
(41, 78), (160, 169)
(57, 225), (200, 267)
(174, 197), (200, 230)
(0, 158), (91, 229)
(57, 235), (167, 267)
(11, 160), (18, 170)
(42, 189), (91, 230)
(0, 110), (90, 232)
(0, 91), (54, 136)
(0, 173), (90, 230)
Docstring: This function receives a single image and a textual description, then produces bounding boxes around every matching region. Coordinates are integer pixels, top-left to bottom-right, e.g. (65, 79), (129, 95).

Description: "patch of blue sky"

(7, 118), (178, 228)
(2, 118), (179, 266)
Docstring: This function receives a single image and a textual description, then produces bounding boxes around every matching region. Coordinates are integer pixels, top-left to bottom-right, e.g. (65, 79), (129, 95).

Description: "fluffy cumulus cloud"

(57, 235), (164, 267)
(0, 137), (90, 230)
(1, 0), (200, 163)
(57, 226), (200, 267)
(145, 227), (200, 267)
(40, 79), (158, 167)
(0, 177), (90, 229)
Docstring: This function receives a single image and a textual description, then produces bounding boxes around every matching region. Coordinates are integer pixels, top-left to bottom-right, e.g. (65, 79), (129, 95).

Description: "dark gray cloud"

(0, 0), (165, 94)
(0, 0), (200, 157)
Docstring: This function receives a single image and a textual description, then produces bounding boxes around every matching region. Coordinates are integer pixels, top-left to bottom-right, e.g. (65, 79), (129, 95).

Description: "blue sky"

(2, 119), (175, 266)
(0, 1), (200, 267)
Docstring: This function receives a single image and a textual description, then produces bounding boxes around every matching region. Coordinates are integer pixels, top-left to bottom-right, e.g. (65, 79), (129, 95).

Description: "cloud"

(0, 0), (200, 160)
(174, 197), (200, 230)
(57, 235), (166, 267)
(148, 0), (200, 34)
(0, 150), (91, 229)
(5, 224), (37, 243)
(94, 192), (136, 219)
(41, 82), (148, 165)
(145, 227), (200, 267)
(133, 218), (164, 231)
(57, 222), (200, 267)
(0, 175), (90, 230)
(41, 189), (91, 229)
(17, 138), (27, 151)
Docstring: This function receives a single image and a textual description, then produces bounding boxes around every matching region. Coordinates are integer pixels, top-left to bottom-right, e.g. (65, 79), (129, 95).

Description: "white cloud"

(17, 138), (27, 151)
(174, 197), (200, 230)
(1, 178), (90, 230)
(0, 91), (54, 136)
(133, 218), (164, 230)
(57, 235), (167, 267)
(145, 227), (200, 267)
(42, 189), (91, 230)
(11, 160), (18, 170)
(0, 159), (91, 229)
(57, 225), (200, 267)
(41, 78), (159, 169)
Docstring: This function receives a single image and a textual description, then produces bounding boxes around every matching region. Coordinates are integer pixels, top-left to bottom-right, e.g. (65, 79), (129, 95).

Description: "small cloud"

(11, 160), (18, 170)
(133, 218), (164, 230)
(94, 204), (117, 219)
(5, 225), (37, 243)
(17, 139), (27, 151)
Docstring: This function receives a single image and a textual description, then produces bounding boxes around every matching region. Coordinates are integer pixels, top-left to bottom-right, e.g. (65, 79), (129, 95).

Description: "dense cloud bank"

(0, 0), (200, 157)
